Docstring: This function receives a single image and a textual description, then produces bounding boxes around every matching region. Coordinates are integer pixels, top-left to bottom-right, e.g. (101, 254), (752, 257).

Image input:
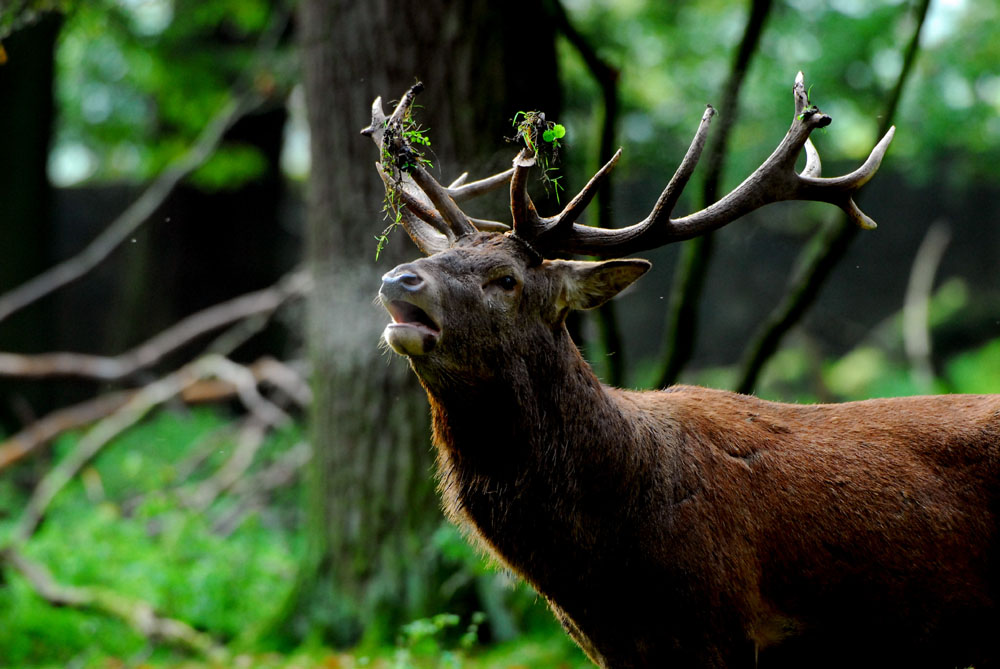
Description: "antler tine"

(450, 167), (515, 202)
(531, 72), (894, 258)
(510, 149), (546, 239)
(407, 164), (478, 237)
(632, 105), (716, 236)
(470, 218), (511, 232)
(509, 146), (624, 250)
(799, 125), (895, 229)
(796, 73), (823, 178)
(374, 162), (455, 242)
(548, 148), (623, 233)
(396, 206), (452, 255)
(801, 138), (822, 177)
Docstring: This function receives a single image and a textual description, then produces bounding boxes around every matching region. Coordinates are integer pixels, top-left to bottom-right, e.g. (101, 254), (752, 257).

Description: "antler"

(509, 71), (894, 257)
(361, 82), (514, 255)
(365, 73), (894, 259)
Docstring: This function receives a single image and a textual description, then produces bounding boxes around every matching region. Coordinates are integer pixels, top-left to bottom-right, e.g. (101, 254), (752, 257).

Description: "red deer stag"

(362, 76), (1000, 668)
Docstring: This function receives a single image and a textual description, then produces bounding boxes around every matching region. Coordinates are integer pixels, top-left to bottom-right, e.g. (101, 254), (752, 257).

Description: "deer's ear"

(548, 259), (651, 311)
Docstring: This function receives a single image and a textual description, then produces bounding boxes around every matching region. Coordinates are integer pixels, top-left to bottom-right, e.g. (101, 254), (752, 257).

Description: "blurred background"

(0, 0), (996, 666)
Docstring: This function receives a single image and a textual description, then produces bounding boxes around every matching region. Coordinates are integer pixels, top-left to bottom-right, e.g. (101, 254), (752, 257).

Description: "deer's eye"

(495, 275), (518, 291)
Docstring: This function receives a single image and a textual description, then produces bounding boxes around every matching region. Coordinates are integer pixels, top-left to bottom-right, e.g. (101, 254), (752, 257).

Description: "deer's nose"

(380, 265), (425, 298)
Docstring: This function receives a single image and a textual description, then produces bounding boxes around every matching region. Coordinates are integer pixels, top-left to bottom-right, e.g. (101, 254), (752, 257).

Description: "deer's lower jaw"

(384, 321), (439, 356)
(382, 300), (441, 356)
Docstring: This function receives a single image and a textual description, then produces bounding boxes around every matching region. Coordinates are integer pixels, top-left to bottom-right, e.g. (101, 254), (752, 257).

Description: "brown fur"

(379, 234), (1000, 668)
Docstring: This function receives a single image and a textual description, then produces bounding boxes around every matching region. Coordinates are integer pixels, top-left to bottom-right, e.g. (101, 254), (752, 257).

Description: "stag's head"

(365, 77), (894, 384)
(378, 231), (649, 384)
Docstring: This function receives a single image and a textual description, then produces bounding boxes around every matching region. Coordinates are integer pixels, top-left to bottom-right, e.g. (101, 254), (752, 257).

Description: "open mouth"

(385, 300), (440, 335)
(381, 299), (441, 356)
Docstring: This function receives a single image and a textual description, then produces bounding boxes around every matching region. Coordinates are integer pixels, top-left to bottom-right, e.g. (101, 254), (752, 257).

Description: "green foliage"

(666, 272), (1000, 404)
(947, 338), (1000, 395)
(512, 110), (566, 203)
(0, 0), (74, 40)
(0, 407), (586, 667)
(376, 106), (435, 260)
(0, 409), (303, 666)
(50, 0), (289, 187)
(389, 612), (477, 668)
(191, 142), (269, 190)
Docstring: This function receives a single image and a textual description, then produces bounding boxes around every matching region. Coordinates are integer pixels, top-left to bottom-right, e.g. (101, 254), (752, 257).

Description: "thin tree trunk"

(734, 0), (931, 394)
(657, 0), (773, 389)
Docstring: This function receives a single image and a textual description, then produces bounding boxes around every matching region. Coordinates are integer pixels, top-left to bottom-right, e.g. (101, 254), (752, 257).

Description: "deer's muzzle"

(379, 266), (441, 356)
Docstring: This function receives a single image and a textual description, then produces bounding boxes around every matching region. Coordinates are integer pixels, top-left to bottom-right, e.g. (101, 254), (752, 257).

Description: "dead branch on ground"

(12, 366), (202, 544)
(1, 545), (227, 661)
(212, 441), (312, 536)
(178, 417), (269, 511)
(0, 356), (310, 472)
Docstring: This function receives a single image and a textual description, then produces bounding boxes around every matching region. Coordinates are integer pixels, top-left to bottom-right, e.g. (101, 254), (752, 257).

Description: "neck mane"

(417, 327), (660, 577)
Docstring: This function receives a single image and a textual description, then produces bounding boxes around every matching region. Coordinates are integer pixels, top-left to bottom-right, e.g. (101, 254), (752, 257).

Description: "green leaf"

(542, 124), (566, 143)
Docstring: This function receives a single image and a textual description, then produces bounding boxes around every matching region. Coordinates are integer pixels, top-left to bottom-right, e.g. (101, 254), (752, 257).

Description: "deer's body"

(417, 292), (1000, 667)
(365, 80), (996, 667)
(434, 377), (1000, 667)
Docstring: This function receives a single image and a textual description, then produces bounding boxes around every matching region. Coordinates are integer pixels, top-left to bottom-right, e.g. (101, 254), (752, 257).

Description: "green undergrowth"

(0, 408), (305, 667)
(0, 408), (585, 668)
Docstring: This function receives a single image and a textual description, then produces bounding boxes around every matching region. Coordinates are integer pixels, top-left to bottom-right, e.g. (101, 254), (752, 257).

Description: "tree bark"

(286, 0), (560, 645)
(0, 14), (60, 426)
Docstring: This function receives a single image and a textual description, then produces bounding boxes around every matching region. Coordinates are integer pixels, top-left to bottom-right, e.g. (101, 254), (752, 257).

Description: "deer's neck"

(422, 334), (660, 573)
(428, 340), (631, 477)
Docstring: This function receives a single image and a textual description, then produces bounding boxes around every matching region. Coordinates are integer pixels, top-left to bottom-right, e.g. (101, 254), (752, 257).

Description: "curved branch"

(0, 92), (261, 325)
(0, 268), (309, 381)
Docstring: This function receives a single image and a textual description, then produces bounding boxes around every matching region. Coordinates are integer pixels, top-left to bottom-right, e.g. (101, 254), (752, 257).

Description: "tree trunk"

(0, 14), (60, 428)
(286, 0), (560, 645)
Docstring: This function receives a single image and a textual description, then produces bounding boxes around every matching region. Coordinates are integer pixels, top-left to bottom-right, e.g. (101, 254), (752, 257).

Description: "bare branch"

(0, 92), (262, 325)
(12, 367), (200, 543)
(193, 354), (291, 428)
(179, 418), (268, 511)
(0, 357), (309, 472)
(0, 269), (309, 381)
(253, 357), (313, 408)
(212, 441), (312, 536)
(0, 392), (133, 470)
(4, 353), (300, 537)
(904, 222), (951, 392)
(735, 0), (931, 395)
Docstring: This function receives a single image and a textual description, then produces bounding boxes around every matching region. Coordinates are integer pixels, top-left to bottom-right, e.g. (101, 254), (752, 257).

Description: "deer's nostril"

(381, 268), (425, 296)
